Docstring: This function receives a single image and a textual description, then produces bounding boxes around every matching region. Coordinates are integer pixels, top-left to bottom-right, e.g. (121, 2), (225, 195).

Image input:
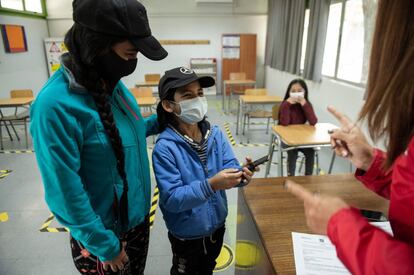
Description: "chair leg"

(298, 154), (304, 174)
(242, 114), (247, 135)
(0, 121), (3, 151)
(247, 116), (250, 143)
(9, 121), (20, 141)
(3, 122), (13, 141)
(24, 119), (28, 149)
(315, 150), (320, 175)
(266, 118), (270, 134)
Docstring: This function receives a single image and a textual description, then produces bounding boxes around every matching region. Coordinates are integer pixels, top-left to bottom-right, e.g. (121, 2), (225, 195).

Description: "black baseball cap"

(158, 67), (216, 100)
(73, 0), (167, 61)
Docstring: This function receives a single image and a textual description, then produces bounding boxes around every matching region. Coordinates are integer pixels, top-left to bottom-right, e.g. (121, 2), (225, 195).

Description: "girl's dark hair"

(283, 78), (310, 103)
(359, 0), (414, 169)
(64, 23), (130, 225)
(156, 89), (180, 132)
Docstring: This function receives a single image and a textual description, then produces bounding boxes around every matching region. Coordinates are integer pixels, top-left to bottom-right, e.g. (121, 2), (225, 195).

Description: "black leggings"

(70, 216), (150, 275)
(287, 148), (315, 176)
(168, 226), (225, 275)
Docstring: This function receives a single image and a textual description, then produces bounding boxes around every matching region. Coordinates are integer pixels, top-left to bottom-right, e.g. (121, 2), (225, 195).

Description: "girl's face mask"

(289, 90), (305, 99)
(172, 96), (208, 125)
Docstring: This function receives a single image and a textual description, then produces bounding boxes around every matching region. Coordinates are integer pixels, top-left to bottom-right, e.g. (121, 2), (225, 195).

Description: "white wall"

(265, 67), (366, 124)
(45, 0), (268, 91)
(0, 15), (49, 98)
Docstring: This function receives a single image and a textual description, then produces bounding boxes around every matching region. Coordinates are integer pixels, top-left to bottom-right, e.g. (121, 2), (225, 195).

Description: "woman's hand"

(208, 169), (243, 190)
(102, 243), (129, 272)
(285, 180), (349, 235)
(328, 106), (375, 171)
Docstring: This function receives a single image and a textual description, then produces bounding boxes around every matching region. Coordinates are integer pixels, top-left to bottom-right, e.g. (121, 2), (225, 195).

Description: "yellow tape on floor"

(223, 123), (236, 146)
(39, 214), (69, 233)
(0, 212), (9, 222)
(149, 187), (159, 229)
(0, 150), (34, 154)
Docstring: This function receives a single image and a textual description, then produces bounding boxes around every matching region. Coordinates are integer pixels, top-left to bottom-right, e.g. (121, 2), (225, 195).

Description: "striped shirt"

(169, 121), (211, 166)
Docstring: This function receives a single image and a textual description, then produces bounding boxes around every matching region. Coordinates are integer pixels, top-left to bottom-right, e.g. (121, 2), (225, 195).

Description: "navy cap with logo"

(158, 67), (216, 100)
(72, 0), (168, 61)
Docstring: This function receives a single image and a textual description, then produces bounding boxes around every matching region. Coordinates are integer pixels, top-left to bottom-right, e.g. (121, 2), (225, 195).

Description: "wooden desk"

(236, 174), (389, 275)
(222, 79), (256, 113)
(135, 81), (159, 88)
(236, 95), (283, 135)
(265, 123), (338, 177)
(0, 97), (34, 108)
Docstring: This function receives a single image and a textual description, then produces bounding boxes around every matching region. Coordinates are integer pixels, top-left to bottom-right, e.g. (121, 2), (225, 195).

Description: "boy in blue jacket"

(152, 67), (255, 275)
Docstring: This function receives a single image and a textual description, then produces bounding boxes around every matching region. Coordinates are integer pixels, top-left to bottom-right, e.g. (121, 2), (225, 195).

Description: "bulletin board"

(1, 25), (28, 53)
(44, 38), (68, 76)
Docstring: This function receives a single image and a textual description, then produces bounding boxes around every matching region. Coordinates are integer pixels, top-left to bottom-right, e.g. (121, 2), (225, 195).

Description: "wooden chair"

(0, 89), (33, 150)
(144, 74), (161, 82)
(10, 89), (33, 98)
(242, 89), (273, 143)
(129, 87), (153, 97)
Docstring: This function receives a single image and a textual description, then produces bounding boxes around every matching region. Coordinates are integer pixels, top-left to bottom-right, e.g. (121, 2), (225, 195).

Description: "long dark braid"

(64, 24), (130, 226)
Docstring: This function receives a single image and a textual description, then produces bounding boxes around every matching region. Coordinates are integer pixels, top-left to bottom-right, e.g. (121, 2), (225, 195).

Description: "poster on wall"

(44, 38), (68, 76)
(1, 24), (28, 53)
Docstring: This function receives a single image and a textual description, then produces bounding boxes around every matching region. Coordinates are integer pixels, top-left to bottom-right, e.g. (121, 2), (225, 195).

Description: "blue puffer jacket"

(152, 125), (241, 239)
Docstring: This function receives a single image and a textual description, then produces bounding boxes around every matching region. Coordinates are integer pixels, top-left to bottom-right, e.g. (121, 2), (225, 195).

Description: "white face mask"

(174, 96), (208, 125)
(290, 91), (305, 99)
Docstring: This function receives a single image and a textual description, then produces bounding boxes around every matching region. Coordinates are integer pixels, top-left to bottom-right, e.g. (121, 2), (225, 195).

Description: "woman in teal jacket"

(30, 0), (167, 274)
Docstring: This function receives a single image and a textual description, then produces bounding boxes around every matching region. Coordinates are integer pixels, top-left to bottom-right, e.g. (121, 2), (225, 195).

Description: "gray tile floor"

(0, 95), (352, 275)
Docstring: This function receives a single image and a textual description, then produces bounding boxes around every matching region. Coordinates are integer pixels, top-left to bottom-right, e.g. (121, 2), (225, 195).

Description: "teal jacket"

(30, 66), (158, 261)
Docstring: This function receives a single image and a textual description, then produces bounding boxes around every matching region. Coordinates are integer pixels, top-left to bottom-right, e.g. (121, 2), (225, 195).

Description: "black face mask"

(95, 50), (137, 86)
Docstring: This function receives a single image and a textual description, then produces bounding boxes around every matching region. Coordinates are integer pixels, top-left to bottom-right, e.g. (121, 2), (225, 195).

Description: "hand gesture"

(328, 106), (375, 171)
(285, 180), (349, 235)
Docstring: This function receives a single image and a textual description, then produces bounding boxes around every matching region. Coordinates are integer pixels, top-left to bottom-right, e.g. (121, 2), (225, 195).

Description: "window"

(25, 0), (42, 13)
(1, 0), (23, 10)
(321, 2), (342, 77)
(0, 0), (45, 17)
(321, 0), (378, 85)
(300, 9), (310, 71)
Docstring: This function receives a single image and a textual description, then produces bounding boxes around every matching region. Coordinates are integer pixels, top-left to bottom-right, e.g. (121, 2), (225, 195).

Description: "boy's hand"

(208, 169), (243, 191)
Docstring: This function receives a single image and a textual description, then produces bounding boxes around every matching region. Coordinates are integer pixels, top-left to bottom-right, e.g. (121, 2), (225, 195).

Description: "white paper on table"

(292, 222), (393, 275)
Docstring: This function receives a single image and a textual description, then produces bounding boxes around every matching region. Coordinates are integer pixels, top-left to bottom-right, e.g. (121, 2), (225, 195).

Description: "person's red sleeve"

(355, 149), (392, 199)
(327, 208), (414, 275)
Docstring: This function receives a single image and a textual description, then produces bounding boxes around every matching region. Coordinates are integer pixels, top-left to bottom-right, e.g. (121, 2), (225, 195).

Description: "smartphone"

(360, 209), (387, 222)
(239, 155), (269, 185)
(246, 155), (270, 171)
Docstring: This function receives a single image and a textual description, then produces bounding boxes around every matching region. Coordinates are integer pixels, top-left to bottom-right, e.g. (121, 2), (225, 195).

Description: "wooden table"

(236, 95), (283, 135)
(135, 81), (159, 88)
(222, 79), (256, 113)
(0, 97), (34, 108)
(265, 123), (338, 177)
(236, 174), (389, 275)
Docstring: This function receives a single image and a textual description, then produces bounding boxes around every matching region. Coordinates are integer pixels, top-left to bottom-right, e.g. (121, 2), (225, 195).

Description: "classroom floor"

(0, 95), (351, 275)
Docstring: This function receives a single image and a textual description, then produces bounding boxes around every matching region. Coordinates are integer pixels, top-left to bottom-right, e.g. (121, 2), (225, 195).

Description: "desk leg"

(279, 140), (283, 177)
(222, 82), (226, 113)
(265, 134), (275, 178)
(227, 85), (232, 114)
(236, 98), (241, 135)
(328, 151), (336, 174)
